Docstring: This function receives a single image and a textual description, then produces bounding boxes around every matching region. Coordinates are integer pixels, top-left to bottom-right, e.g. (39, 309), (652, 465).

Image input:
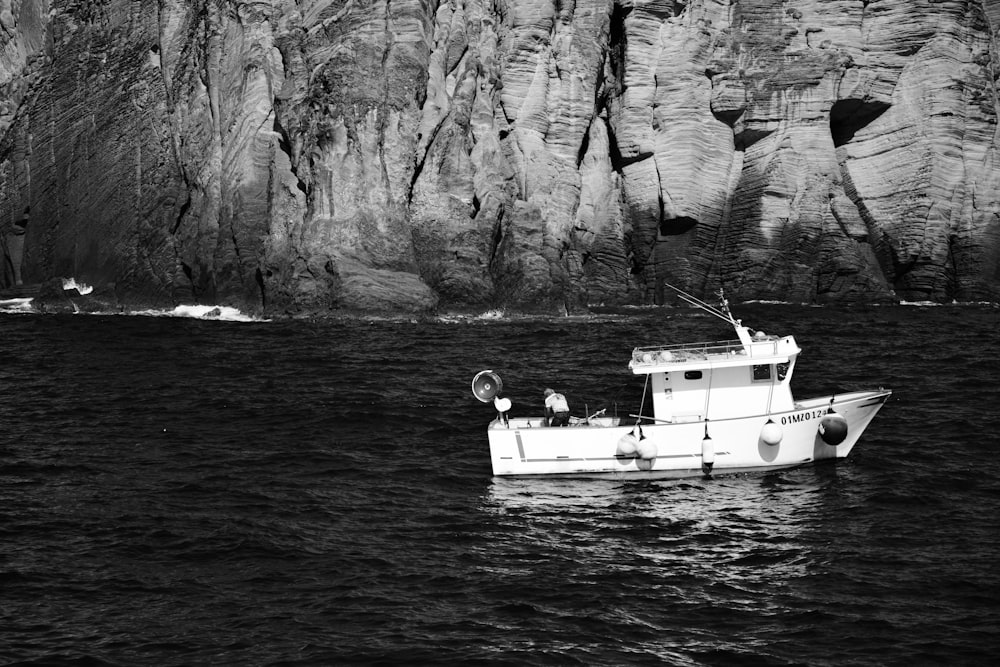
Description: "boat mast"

(664, 283), (735, 323)
(664, 282), (753, 348)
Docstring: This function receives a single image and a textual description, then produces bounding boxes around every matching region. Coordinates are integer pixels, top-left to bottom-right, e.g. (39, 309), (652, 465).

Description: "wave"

(0, 299), (264, 322)
(437, 310), (635, 325)
(898, 300), (999, 307)
(61, 277), (93, 294)
(0, 297), (33, 313)
(740, 299), (800, 305)
(130, 305), (264, 322)
(434, 309), (505, 324)
(476, 308), (506, 320)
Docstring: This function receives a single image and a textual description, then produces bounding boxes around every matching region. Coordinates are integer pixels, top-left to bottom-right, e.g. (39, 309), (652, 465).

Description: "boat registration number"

(780, 409), (826, 425)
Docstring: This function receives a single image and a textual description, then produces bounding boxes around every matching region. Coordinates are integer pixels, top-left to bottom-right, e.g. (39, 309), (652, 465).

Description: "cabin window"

(684, 370), (703, 380)
(777, 362), (789, 381)
(752, 364), (772, 381)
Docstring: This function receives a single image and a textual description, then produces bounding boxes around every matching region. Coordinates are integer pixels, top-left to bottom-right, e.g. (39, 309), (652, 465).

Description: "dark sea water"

(2, 303), (999, 666)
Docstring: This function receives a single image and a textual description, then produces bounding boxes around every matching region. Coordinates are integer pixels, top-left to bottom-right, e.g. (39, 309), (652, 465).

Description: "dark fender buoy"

(819, 410), (848, 446)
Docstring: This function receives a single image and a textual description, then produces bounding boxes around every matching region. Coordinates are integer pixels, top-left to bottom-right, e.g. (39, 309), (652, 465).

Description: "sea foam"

(129, 304), (262, 322)
(62, 277), (93, 295)
(0, 297), (33, 313)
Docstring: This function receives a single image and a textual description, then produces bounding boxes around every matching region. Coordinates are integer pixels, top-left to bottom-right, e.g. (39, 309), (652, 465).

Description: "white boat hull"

(487, 390), (891, 479)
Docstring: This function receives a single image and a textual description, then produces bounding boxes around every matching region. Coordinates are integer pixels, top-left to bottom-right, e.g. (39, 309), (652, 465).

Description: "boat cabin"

(629, 324), (800, 423)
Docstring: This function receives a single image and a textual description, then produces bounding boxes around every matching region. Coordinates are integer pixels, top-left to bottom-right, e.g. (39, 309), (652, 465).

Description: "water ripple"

(2, 306), (999, 664)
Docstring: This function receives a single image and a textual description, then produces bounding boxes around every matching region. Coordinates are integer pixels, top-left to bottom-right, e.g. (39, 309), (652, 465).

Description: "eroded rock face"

(1, 0), (998, 314)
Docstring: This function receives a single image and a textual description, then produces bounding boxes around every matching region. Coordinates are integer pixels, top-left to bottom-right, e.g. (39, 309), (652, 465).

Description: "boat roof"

(629, 330), (800, 374)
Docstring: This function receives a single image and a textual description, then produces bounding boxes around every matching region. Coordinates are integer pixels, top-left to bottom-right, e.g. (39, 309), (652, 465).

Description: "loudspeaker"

(471, 370), (503, 402)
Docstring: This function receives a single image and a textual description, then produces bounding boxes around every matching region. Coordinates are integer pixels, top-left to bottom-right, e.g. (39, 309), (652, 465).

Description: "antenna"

(716, 288), (734, 322)
(664, 282), (737, 326)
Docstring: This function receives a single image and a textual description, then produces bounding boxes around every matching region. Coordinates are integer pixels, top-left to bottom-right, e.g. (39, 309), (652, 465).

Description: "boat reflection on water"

(478, 465), (852, 593)
(483, 465), (843, 516)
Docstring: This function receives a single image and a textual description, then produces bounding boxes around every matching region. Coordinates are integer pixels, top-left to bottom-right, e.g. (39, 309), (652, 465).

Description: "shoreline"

(4, 293), (999, 324)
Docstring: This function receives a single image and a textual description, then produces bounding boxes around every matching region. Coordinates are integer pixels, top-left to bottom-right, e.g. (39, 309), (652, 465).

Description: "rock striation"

(1, 0), (998, 314)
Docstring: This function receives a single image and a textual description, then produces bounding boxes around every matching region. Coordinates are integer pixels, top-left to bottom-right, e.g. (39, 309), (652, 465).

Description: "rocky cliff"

(1, 0), (998, 314)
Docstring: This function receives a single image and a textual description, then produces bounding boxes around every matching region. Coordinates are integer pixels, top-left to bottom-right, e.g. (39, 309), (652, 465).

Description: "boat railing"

(630, 338), (746, 365)
(630, 334), (792, 367)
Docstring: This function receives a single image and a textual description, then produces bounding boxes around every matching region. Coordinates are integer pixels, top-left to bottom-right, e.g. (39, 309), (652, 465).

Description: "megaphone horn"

(471, 370), (503, 403)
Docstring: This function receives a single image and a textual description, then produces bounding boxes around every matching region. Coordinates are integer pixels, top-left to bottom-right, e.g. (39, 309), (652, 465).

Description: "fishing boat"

(472, 286), (891, 479)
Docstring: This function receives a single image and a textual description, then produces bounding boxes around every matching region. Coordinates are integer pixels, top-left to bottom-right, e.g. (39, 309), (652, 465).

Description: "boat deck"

(490, 416), (623, 430)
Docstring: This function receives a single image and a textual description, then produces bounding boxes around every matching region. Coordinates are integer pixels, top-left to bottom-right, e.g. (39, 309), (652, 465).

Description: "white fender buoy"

(761, 419), (783, 446)
(617, 433), (638, 457)
(701, 421), (714, 475)
(819, 410), (849, 446)
(636, 437), (658, 460)
(493, 397), (511, 413)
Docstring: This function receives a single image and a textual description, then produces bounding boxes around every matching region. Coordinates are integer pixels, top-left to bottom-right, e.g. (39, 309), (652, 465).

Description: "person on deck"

(543, 388), (570, 427)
